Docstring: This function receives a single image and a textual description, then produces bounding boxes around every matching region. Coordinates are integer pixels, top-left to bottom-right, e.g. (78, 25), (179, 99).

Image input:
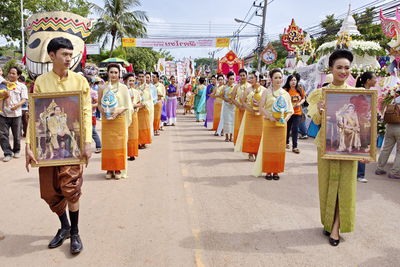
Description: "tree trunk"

(109, 33), (116, 58)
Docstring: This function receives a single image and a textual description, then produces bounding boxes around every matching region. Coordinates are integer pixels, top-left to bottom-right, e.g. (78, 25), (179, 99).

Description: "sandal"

(292, 148), (300, 154)
(272, 174), (280, 180)
(105, 171), (113, 180)
(265, 174), (273, 180)
(248, 154), (256, 162)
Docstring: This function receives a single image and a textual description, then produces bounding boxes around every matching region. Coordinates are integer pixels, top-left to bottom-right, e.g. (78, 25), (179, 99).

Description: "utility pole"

(257, 0), (268, 72)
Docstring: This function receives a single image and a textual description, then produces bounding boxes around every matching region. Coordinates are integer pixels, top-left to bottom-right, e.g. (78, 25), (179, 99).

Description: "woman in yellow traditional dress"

(253, 69), (293, 180)
(308, 49), (367, 246)
(230, 69), (250, 144)
(136, 71), (153, 148)
(234, 71), (266, 161)
(211, 75), (225, 135)
(124, 73), (141, 161)
(99, 64), (133, 179)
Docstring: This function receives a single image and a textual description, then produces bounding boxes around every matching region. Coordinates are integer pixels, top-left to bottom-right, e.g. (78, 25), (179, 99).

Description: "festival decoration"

(261, 43), (278, 65)
(380, 8), (400, 59)
(25, 11), (94, 78)
(281, 19), (305, 52)
(217, 50), (244, 75)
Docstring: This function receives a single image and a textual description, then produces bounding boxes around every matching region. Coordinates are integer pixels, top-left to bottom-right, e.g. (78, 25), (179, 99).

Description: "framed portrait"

(28, 91), (86, 167)
(321, 88), (377, 161)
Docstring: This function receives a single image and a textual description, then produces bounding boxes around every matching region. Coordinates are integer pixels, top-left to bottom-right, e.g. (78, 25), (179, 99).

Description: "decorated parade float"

(24, 11), (94, 78)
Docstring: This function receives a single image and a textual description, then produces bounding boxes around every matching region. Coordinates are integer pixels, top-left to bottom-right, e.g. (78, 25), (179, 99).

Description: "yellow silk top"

(263, 87), (294, 114)
(136, 83), (153, 108)
(246, 85), (267, 106)
(154, 82), (166, 99)
(104, 82), (133, 126)
(235, 82), (251, 103)
(27, 70), (92, 144)
(215, 85), (225, 103)
(308, 83), (355, 147)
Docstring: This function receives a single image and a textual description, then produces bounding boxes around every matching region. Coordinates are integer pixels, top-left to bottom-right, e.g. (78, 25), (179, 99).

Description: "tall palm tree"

(91, 0), (148, 57)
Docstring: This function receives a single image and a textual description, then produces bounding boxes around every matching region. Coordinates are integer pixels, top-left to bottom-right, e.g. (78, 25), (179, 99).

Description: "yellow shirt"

(235, 82), (251, 103)
(129, 88), (141, 112)
(263, 87), (294, 114)
(103, 82), (133, 126)
(154, 82), (166, 99)
(136, 83), (153, 109)
(26, 70), (92, 144)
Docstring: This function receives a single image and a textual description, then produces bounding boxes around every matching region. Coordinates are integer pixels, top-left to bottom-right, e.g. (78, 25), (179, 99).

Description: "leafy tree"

(125, 47), (159, 71)
(91, 0), (148, 57)
(0, 0), (90, 41)
(353, 7), (390, 48)
(315, 14), (343, 47)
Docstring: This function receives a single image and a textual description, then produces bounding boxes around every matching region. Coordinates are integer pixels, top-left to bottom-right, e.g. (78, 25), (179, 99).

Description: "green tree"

(0, 0), (90, 41)
(353, 7), (390, 47)
(91, 0), (148, 57)
(125, 47), (159, 71)
(315, 14), (343, 47)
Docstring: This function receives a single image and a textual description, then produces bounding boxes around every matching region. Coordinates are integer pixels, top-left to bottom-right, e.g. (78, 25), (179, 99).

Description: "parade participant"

(166, 76), (178, 126)
(25, 37), (92, 254)
(183, 88), (194, 115)
(124, 73), (141, 161)
(308, 49), (365, 246)
(0, 66), (28, 162)
(234, 71), (266, 162)
(355, 71), (377, 183)
(230, 69), (250, 144)
(212, 74), (225, 136)
(193, 77), (207, 122)
(99, 63), (133, 179)
(136, 71), (153, 147)
(283, 73), (305, 154)
(152, 72), (164, 136)
(89, 78), (102, 153)
(204, 75), (216, 129)
(221, 72), (236, 142)
(182, 77), (192, 104)
(145, 73), (156, 136)
(254, 68), (293, 180)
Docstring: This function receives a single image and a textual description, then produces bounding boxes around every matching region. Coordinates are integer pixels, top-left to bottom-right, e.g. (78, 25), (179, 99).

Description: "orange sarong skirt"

(212, 100), (222, 131)
(153, 101), (162, 131)
(262, 120), (287, 173)
(102, 115), (127, 171)
(128, 112), (139, 157)
(233, 108), (245, 144)
(242, 111), (263, 154)
(138, 107), (152, 145)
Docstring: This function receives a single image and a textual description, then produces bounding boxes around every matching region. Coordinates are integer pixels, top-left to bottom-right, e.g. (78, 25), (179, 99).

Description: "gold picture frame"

(321, 88), (377, 161)
(28, 91), (87, 167)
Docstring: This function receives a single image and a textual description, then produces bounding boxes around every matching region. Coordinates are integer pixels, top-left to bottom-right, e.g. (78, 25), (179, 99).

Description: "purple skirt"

(161, 100), (167, 122)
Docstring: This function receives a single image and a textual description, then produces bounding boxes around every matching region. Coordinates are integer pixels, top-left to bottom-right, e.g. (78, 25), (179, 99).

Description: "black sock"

(69, 210), (79, 235)
(59, 212), (70, 230)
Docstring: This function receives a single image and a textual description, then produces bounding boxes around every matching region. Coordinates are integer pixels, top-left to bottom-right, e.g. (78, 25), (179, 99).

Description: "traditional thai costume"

(127, 87), (141, 157)
(137, 83), (152, 145)
(166, 84), (178, 125)
(101, 82), (133, 177)
(253, 87), (293, 176)
(308, 83), (358, 233)
(235, 86), (267, 154)
(153, 82), (165, 132)
(222, 85), (235, 134)
(212, 85), (224, 132)
(233, 82), (250, 144)
(194, 84), (207, 121)
(204, 83), (215, 129)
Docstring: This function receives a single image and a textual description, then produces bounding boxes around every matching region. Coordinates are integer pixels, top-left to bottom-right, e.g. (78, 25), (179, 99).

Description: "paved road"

(1, 109), (399, 266)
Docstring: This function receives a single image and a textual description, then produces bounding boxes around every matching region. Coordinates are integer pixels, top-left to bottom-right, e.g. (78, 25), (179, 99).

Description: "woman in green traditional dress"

(308, 49), (368, 246)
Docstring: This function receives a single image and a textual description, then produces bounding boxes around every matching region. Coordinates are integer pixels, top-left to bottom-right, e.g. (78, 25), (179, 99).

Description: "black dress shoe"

(48, 228), (71, 248)
(329, 237), (340, 246)
(323, 230), (331, 236)
(128, 156), (135, 161)
(265, 175), (272, 180)
(70, 234), (83, 254)
(272, 175), (280, 180)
